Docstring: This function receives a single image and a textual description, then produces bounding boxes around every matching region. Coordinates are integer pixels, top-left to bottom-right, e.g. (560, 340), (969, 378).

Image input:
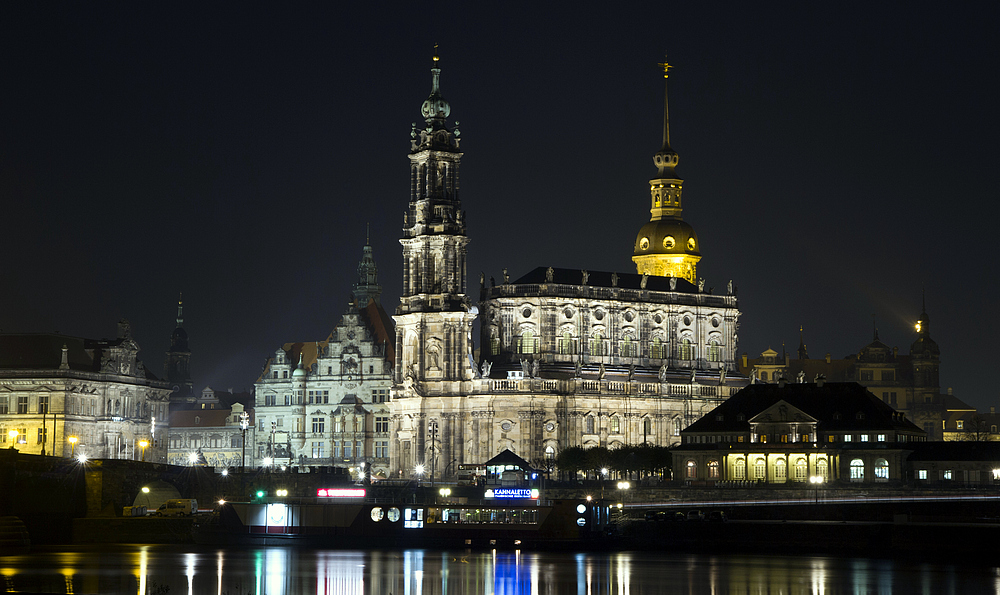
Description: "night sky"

(3, 4), (998, 409)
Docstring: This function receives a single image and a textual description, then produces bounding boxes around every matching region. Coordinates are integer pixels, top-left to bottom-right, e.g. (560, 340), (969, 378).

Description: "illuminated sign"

(484, 488), (539, 499)
(317, 488), (366, 498)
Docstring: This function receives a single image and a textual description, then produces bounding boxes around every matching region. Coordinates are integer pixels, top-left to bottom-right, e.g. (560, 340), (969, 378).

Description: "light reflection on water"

(1, 546), (999, 594)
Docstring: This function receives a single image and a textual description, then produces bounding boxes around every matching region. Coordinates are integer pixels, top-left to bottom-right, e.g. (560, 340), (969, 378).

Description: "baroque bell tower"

(391, 50), (478, 478)
(632, 59), (702, 283)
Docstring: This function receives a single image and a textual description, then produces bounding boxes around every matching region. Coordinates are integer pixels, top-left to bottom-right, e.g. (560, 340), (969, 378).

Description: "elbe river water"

(2, 546), (999, 594)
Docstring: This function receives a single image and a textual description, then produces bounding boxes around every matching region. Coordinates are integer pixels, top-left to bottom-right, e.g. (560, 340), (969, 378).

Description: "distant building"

(738, 305), (971, 440)
(389, 55), (747, 480)
(252, 242), (395, 478)
(163, 296), (195, 408)
(166, 390), (254, 468)
(0, 320), (172, 461)
(672, 381), (926, 485)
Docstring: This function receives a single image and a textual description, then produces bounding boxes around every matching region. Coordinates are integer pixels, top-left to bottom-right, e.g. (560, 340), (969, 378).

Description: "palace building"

(252, 242), (395, 478)
(388, 55), (747, 479)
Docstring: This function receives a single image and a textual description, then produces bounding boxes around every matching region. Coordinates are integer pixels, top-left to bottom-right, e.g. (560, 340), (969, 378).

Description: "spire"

(420, 45), (451, 129)
(353, 235), (382, 306)
(176, 293), (184, 327)
(797, 326), (809, 360)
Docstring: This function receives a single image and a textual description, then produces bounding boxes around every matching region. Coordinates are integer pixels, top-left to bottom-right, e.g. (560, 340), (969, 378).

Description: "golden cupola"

(632, 59), (701, 284)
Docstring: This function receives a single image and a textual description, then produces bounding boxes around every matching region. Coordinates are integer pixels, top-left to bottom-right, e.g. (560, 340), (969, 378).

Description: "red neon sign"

(317, 488), (366, 498)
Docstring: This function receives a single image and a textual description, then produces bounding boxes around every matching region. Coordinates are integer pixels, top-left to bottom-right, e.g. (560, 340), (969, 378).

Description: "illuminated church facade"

(388, 56), (747, 478)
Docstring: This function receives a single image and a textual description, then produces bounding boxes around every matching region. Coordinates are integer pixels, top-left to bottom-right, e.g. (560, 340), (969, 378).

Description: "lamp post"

(415, 464), (425, 488)
(427, 420), (438, 487)
(68, 436), (78, 458)
(810, 475), (824, 503)
(617, 481), (631, 517)
(138, 440), (149, 462)
(8, 429), (18, 451)
(239, 411), (249, 500)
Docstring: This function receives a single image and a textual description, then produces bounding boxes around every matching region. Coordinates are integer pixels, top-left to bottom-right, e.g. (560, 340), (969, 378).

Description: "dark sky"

(3, 3), (998, 410)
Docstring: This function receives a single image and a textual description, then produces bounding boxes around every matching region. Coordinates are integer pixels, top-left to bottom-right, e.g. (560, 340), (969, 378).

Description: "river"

(1, 545), (998, 594)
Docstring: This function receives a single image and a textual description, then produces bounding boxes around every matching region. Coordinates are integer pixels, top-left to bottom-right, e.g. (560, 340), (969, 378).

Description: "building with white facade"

(388, 55), (747, 479)
(0, 320), (172, 461)
(253, 243), (395, 477)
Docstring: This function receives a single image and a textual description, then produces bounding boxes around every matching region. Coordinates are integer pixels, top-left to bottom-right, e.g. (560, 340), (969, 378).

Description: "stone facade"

(253, 244), (395, 478)
(388, 56), (747, 480)
(0, 320), (172, 461)
(167, 399), (253, 468)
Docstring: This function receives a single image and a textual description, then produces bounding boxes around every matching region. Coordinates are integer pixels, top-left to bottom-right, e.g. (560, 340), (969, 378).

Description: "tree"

(962, 414), (993, 441)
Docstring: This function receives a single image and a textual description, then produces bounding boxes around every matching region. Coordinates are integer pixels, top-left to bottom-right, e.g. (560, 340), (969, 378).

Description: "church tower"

(164, 295), (194, 404)
(911, 297), (940, 392)
(632, 60), (702, 283)
(391, 51), (477, 478)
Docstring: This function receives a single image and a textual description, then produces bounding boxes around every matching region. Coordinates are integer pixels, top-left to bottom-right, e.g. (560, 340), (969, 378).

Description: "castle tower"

(911, 296), (940, 391)
(164, 294), (194, 403)
(391, 51), (478, 478)
(352, 232), (382, 306)
(632, 60), (702, 283)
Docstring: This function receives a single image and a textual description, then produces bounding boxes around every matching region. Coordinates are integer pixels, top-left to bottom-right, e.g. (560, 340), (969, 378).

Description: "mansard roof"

(484, 448), (533, 470)
(359, 298), (395, 365)
(684, 382), (923, 435)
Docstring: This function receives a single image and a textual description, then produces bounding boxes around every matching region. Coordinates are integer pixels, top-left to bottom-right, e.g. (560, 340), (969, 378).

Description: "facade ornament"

(581, 270), (589, 285)
(669, 277), (677, 290)
(628, 363), (635, 382)
(480, 272), (485, 287)
(797, 371), (806, 383)
(727, 280), (734, 295)
(481, 361), (492, 378)
(598, 363), (606, 380)
(545, 267), (554, 283)
(640, 273), (649, 289)
(698, 278), (705, 292)
(719, 367), (727, 385)
(502, 268), (509, 284)
(520, 358), (531, 377)
(531, 359), (539, 378)
(690, 369), (697, 383)
(658, 363), (668, 382)
(574, 360), (582, 378)
(749, 368), (758, 384)
(611, 272), (618, 287)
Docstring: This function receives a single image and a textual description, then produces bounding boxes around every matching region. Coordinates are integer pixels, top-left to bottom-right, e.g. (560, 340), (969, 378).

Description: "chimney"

(741, 353), (748, 368)
(825, 353), (831, 364)
(778, 377), (787, 388)
(948, 387), (953, 396)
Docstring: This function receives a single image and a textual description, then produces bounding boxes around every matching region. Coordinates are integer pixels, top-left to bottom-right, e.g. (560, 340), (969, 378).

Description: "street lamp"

(810, 475), (824, 503)
(438, 487), (451, 503)
(415, 464), (425, 487)
(8, 429), (18, 450)
(617, 481), (631, 513)
(138, 440), (149, 462)
(600, 467), (608, 502)
(427, 420), (438, 487)
(239, 411), (249, 500)
(68, 436), (78, 457)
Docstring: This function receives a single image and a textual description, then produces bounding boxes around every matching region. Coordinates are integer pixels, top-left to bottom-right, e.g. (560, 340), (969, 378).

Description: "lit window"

(685, 460), (697, 479)
(843, 434), (852, 442)
(850, 459), (864, 482)
(610, 417), (620, 434)
(680, 339), (693, 361)
(708, 460), (720, 479)
(943, 470), (952, 480)
(753, 458), (766, 480)
(877, 434), (886, 442)
(519, 330), (536, 354)
(918, 469), (928, 480)
(860, 434), (869, 442)
(957, 420), (964, 430)
(874, 458), (889, 482)
(708, 340), (721, 362)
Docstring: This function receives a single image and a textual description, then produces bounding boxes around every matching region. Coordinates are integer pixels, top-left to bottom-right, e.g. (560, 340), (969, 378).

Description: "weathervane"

(433, 43), (440, 63)
(658, 56), (672, 79)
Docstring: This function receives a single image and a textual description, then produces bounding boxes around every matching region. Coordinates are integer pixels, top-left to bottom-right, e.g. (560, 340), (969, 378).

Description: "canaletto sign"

(485, 488), (539, 499)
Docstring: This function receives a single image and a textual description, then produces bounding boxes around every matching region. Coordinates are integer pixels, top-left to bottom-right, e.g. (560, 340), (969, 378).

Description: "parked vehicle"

(154, 499), (198, 517)
(671, 511), (687, 521)
(708, 510), (728, 522)
(686, 510), (705, 521)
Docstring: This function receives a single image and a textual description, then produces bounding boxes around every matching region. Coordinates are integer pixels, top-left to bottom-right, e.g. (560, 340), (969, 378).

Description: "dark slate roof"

(510, 267), (700, 293)
(484, 448), (533, 469)
(907, 441), (1000, 462)
(683, 382), (923, 435)
(359, 298), (395, 365)
(169, 409), (237, 428)
(0, 333), (162, 380)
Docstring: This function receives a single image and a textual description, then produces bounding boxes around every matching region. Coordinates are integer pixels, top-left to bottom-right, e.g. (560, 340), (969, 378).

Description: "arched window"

(708, 339), (721, 362)
(651, 337), (664, 359)
(490, 336), (500, 355)
(559, 332), (573, 355)
(733, 458), (746, 480)
(685, 460), (697, 479)
(753, 458), (766, 481)
(621, 335), (636, 357)
(874, 458), (889, 482)
(544, 445), (555, 460)
(673, 418), (682, 436)
(680, 338), (693, 361)
(643, 418), (652, 435)
(585, 416), (595, 434)
(610, 416), (620, 434)
(708, 460), (720, 479)
(794, 458), (808, 481)
(850, 459), (865, 482)
(816, 458), (829, 479)
(774, 458), (787, 482)
(519, 330), (536, 354)
(590, 333), (604, 356)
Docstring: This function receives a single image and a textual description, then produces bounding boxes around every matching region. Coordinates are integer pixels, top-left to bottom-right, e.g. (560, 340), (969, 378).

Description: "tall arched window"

(850, 459), (865, 482)
(874, 458), (889, 482)
(733, 458), (746, 480)
(774, 458), (787, 482)
(585, 416), (595, 434)
(816, 458), (829, 479)
(753, 458), (766, 481)
(621, 335), (636, 357)
(590, 333), (604, 356)
(680, 338), (693, 361)
(673, 418), (682, 436)
(651, 337), (664, 359)
(643, 418), (652, 435)
(610, 416), (620, 434)
(519, 330), (536, 354)
(685, 460), (697, 479)
(794, 458), (808, 481)
(559, 332), (573, 355)
(544, 445), (555, 461)
(708, 339), (721, 362)
(708, 460), (720, 479)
